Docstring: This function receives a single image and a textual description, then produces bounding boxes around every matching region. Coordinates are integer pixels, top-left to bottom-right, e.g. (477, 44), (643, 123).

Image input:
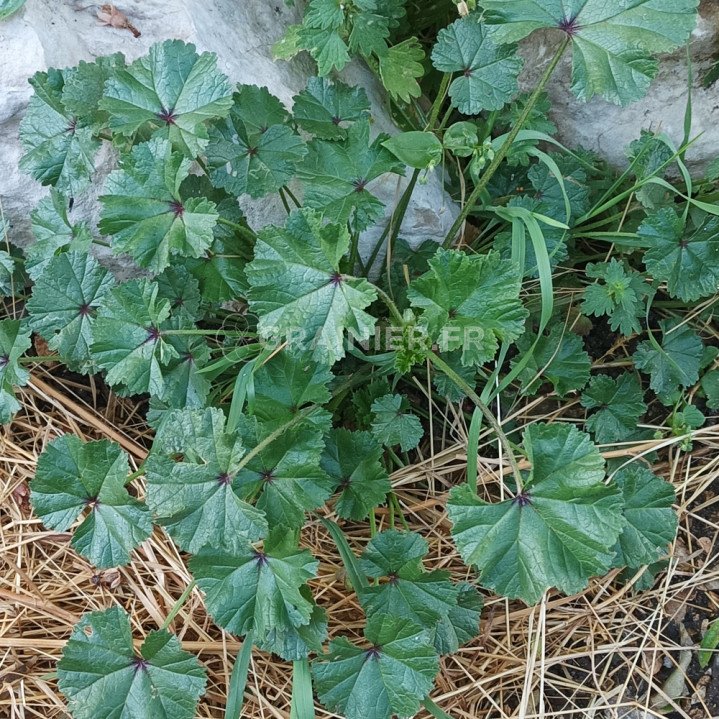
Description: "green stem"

(425, 73), (451, 130)
(161, 580), (197, 630)
(427, 350), (524, 492)
(386, 169), (420, 268)
(236, 407), (318, 475)
(217, 217), (257, 243)
(441, 36), (570, 249)
(18, 355), (59, 364)
(374, 286), (404, 324)
(362, 76), (452, 275)
(160, 328), (253, 337)
(125, 464), (145, 484)
(283, 185), (302, 209)
(278, 187), (291, 214)
(390, 492), (409, 530)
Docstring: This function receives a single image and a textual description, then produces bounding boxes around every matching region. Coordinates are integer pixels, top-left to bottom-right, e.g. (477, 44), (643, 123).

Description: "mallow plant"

(0, 1), (716, 717)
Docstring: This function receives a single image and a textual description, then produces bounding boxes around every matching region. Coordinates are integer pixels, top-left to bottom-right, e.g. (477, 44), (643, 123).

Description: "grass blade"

(423, 697), (454, 718)
(290, 658), (315, 719)
(320, 518), (368, 592)
(466, 407), (483, 495)
(225, 630), (254, 719)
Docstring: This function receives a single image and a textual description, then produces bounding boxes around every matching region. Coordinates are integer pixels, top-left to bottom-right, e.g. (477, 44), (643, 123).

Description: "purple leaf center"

(157, 107), (177, 125)
(558, 16), (580, 36)
(513, 491), (532, 507)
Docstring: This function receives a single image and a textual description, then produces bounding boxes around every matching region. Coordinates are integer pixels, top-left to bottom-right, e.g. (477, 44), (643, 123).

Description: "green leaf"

(349, 10), (390, 58)
(321, 428), (391, 521)
(581, 373), (647, 444)
(27, 190), (92, 281)
(382, 132), (443, 170)
(101, 39), (234, 156)
(27, 252), (114, 372)
(431, 17), (522, 114)
(246, 208), (378, 365)
(274, 24), (303, 61)
(30, 436), (151, 568)
(207, 86), (307, 198)
(0, 251), (15, 297)
(512, 324), (591, 397)
(0, 0), (26, 20)
(91, 279), (178, 397)
(702, 369), (719, 410)
(378, 38), (425, 103)
(432, 352), (476, 402)
(359, 530), (458, 632)
(189, 541), (319, 658)
(146, 407), (267, 553)
(480, 0), (699, 105)
(627, 130), (675, 208)
(443, 121), (480, 157)
(155, 265), (203, 322)
(250, 350), (333, 424)
(408, 249), (527, 367)
(633, 319), (703, 396)
(19, 68), (99, 195)
(433, 582), (483, 656)
(298, 26), (351, 75)
(582, 259), (652, 336)
(699, 619), (719, 669)
(153, 330), (211, 413)
(312, 615), (439, 719)
(298, 119), (404, 231)
(58, 606), (206, 719)
(182, 176), (253, 302)
(0, 320), (31, 424)
(527, 156), (590, 223)
(612, 465), (676, 569)
(258, 587), (328, 661)
(235, 417), (333, 529)
(640, 208), (719, 302)
(371, 394), (423, 452)
(293, 77), (371, 141)
(304, 0), (344, 29)
(448, 423), (624, 604)
(100, 137), (218, 274)
(62, 54), (125, 128)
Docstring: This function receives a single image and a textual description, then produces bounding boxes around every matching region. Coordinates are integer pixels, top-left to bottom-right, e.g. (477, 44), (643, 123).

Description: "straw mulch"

(2, 364), (719, 719)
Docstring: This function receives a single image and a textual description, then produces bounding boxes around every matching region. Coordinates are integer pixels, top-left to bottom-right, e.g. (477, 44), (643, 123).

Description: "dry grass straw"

(1, 362), (719, 719)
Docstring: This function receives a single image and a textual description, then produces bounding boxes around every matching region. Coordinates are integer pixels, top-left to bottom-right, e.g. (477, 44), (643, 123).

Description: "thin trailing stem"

(442, 36), (570, 249)
(427, 350), (524, 492)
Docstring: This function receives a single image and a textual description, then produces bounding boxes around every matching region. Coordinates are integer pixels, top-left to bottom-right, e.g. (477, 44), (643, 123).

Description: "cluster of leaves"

(275, 0), (424, 102)
(1, 1), (714, 717)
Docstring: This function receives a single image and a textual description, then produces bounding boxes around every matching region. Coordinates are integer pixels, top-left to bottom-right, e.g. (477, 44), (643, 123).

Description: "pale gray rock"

(519, 0), (719, 169)
(1, 0), (718, 262)
(0, 0), (456, 261)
